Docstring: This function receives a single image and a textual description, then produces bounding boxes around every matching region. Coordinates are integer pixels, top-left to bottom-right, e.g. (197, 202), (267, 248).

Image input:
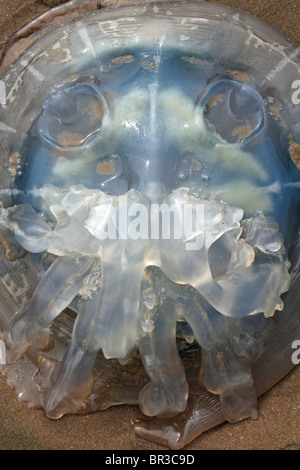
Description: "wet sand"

(0, 362), (298, 450)
(0, 0), (299, 451)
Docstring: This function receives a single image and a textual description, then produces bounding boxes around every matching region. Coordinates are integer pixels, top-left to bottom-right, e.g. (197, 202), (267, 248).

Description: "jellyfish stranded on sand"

(0, 2), (299, 449)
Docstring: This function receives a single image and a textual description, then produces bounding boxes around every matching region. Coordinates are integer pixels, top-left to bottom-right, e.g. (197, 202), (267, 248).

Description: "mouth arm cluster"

(0, 182), (290, 419)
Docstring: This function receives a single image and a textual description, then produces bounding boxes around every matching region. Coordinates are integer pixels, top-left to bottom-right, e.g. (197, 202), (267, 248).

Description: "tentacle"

(133, 388), (224, 450)
(191, 213), (290, 318)
(185, 290), (258, 422)
(158, 192), (289, 318)
(197, 252), (289, 317)
(137, 267), (188, 418)
(183, 292), (229, 351)
(4, 204), (53, 253)
(6, 255), (93, 363)
(133, 310), (267, 448)
(132, 342), (224, 449)
(40, 294), (102, 418)
(91, 256), (144, 360)
(83, 349), (148, 412)
(200, 342), (257, 422)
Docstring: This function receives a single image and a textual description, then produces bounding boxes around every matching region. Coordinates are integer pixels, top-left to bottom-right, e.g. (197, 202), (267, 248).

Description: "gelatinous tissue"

(0, 2), (299, 449)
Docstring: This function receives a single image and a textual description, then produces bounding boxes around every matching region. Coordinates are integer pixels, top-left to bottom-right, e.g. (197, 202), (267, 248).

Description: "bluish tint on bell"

(13, 51), (300, 234)
(0, 1), (299, 450)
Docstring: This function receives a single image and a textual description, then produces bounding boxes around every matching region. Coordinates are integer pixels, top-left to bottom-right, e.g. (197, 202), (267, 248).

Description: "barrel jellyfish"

(0, 1), (299, 449)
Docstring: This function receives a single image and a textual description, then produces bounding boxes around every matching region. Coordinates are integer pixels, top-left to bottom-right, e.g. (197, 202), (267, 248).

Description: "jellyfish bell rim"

(0, 0), (299, 450)
(0, 0), (299, 71)
(0, 1), (299, 153)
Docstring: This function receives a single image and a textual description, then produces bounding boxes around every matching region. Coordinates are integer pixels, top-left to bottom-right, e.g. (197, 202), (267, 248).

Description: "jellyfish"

(0, 1), (299, 449)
